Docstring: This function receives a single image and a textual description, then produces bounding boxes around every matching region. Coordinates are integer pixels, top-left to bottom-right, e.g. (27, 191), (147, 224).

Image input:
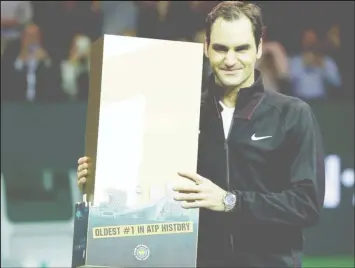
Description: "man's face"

(205, 17), (262, 89)
(23, 24), (41, 47)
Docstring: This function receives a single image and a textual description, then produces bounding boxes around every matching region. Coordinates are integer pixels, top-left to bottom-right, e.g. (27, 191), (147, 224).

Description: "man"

(77, 1), (325, 267)
(1, 1), (33, 45)
(2, 23), (61, 102)
(288, 30), (341, 100)
(257, 40), (292, 95)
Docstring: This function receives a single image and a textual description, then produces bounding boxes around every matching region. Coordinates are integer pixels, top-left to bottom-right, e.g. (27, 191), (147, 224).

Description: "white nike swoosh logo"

(251, 134), (272, 141)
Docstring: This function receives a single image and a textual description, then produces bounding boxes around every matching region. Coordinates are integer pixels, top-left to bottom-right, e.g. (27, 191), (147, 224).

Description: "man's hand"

(303, 51), (317, 67)
(77, 156), (92, 192)
(173, 172), (227, 212)
(34, 48), (49, 61)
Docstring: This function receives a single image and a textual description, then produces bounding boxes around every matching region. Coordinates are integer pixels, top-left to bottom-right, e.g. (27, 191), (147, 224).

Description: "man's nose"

(224, 50), (237, 67)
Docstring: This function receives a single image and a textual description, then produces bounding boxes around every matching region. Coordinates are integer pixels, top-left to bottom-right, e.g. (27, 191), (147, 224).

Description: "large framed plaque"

(71, 35), (204, 268)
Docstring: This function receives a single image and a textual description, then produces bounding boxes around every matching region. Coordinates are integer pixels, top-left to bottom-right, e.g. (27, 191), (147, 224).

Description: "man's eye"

(235, 46), (250, 52)
(215, 47), (227, 52)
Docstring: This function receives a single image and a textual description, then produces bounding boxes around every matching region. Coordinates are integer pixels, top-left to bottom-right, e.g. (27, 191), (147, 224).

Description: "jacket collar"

(203, 70), (265, 120)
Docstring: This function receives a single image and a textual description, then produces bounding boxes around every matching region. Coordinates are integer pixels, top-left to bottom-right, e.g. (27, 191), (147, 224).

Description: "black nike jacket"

(196, 71), (325, 268)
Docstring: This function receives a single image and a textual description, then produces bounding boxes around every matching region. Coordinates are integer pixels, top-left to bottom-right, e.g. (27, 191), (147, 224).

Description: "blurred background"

(1, 1), (354, 267)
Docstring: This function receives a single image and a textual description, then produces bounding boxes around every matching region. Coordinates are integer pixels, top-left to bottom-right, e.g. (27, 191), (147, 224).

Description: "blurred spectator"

(189, 1), (218, 40)
(2, 1), (350, 103)
(135, 1), (202, 40)
(161, 1), (209, 41)
(288, 30), (341, 100)
(162, 1), (218, 41)
(193, 28), (206, 44)
(60, 35), (91, 101)
(319, 24), (342, 71)
(325, 24), (341, 51)
(74, 1), (103, 41)
(1, 1), (33, 51)
(257, 41), (292, 95)
(101, 1), (138, 37)
(34, 1), (102, 63)
(192, 28), (212, 85)
(162, 1), (193, 41)
(189, 2), (220, 83)
(136, 1), (170, 39)
(322, 24), (353, 98)
(1, 23), (61, 102)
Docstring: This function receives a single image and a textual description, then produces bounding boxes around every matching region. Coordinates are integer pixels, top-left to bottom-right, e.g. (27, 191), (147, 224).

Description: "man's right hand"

(303, 51), (316, 67)
(77, 156), (92, 193)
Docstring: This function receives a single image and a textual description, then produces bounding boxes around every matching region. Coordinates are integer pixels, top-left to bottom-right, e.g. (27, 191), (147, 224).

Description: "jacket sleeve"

(231, 101), (325, 228)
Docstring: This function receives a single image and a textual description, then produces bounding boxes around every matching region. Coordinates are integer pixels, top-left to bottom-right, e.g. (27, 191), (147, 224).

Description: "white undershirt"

(219, 101), (235, 139)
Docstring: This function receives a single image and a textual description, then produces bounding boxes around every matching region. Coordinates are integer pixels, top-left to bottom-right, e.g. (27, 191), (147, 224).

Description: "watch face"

(225, 193), (236, 205)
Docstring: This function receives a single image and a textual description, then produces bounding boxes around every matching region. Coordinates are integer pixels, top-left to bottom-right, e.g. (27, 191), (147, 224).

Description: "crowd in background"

(1, 1), (353, 103)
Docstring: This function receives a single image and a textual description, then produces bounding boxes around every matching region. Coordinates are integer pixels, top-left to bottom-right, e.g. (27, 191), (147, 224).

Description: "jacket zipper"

(213, 96), (235, 252)
(225, 123), (235, 253)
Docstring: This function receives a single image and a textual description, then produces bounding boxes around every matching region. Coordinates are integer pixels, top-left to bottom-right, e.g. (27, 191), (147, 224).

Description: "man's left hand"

(173, 172), (227, 212)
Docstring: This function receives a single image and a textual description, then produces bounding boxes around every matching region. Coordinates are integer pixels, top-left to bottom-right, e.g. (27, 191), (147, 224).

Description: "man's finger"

(77, 163), (89, 173)
(77, 169), (88, 180)
(181, 200), (207, 209)
(173, 193), (205, 201)
(178, 172), (204, 184)
(78, 177), (87, 185)
(77, 177), (87, 192)
(78, 156), (91, 165)
(172, 184), (200, 193)
(78, 157), (86, 164)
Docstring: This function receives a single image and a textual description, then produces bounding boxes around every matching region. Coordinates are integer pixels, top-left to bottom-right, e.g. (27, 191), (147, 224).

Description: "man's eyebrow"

(212, 43), (251, 50)
(235, 44), (251, 50)
(212, 43), (228, 50)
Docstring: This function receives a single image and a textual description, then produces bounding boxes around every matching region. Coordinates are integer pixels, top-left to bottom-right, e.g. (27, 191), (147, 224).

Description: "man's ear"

(256, 38), (263, 59)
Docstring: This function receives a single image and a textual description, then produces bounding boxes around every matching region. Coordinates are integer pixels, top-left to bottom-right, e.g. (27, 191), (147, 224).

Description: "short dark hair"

(205, 1), (265, 48)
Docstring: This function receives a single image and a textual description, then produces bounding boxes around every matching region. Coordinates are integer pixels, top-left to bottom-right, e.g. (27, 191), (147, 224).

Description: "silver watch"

(223, 191), (237, 212)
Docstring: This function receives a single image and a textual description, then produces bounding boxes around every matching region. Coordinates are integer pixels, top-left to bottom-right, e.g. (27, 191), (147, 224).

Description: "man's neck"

(217, 73), (255, 108)
(221, 87), (239, 108)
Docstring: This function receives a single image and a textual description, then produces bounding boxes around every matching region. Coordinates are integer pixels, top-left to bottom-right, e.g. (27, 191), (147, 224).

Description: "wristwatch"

(223, 191), (237, 212)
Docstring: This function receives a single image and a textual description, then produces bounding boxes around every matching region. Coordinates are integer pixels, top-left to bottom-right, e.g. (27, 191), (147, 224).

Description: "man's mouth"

(220, 69), (242, 74)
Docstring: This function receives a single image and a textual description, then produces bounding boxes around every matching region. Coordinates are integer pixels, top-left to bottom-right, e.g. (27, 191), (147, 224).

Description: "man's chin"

(218, 77), (241, 88)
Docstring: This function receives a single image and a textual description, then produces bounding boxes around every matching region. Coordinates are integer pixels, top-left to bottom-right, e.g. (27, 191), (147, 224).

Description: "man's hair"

(205, 1), (265, 48)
